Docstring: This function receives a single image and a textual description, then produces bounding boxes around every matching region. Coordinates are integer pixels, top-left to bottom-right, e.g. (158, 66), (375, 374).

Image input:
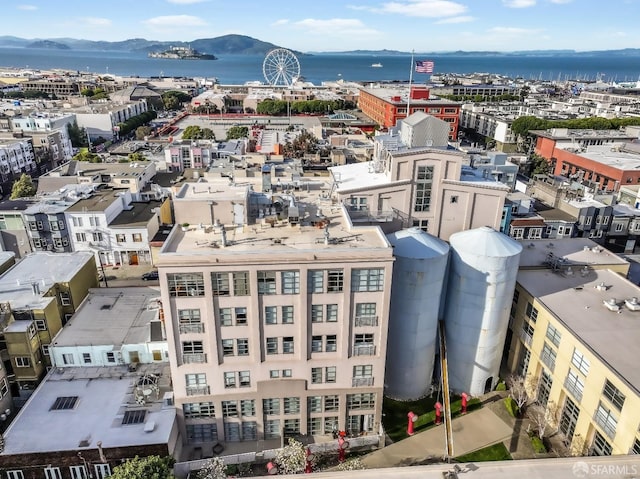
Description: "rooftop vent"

(580, 266), (589, 277)
(596, 282), (608, 292)
(625, 297), (640, 311)
(592, 246), (603, 253)
(603, 298), (620, 312)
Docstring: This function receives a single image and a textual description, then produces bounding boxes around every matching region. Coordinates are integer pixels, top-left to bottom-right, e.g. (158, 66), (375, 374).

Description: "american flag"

(415, 60), (434, 73)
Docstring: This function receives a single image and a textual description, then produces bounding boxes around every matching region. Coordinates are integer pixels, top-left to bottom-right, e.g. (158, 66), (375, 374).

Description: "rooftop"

(517, 238), (629, 270)
(530, 128), (638, 140)
(52, 287), (163, 348)
(110, 200), (163, 228)
(517, 268), (640, 394)
(43, 159), (153, 179)
(1, 364), (175, 455)
(65, 188), (124, 213)
(576, 145), (640, 171)
(0, 252), (94, 310)
(360, 86), (459, 105)
(330, 161), (390, 193)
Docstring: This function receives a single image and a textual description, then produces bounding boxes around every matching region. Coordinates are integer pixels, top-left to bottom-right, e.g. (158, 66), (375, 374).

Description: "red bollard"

(266, 462), (278, 475)
(435, 401), (442, 425)
(338, 436), (347, 462)
(305, 447), (313, 473)
(461, 392), (468, 415)
(407, 411), (417, 436)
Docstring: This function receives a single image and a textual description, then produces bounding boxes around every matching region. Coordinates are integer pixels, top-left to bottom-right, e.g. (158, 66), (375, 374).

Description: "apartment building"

(0, 138), (37, 184)
(0, 198), (36, 259)
(71, 100), (148, 141)
(505, 238), (639, 456)
(329, 112), (509, 240)
(157, 175), (394, 450)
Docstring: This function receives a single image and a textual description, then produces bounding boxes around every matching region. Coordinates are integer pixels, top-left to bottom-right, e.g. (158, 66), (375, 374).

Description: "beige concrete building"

(158, 173), (393, 451)
(505, 238), (640, 456)
(330, 112), (509, 240)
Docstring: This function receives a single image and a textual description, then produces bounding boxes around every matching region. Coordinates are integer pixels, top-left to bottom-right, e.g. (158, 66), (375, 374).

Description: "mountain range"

(0, 35), (639, 57)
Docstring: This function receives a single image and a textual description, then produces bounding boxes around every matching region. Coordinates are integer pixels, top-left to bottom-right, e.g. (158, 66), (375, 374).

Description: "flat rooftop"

(330, 161), (390, 193)
(110, 200), (163, 227)
(517, 238), (629, 270)
(1, 364), (175, 455)
(65, 188), (124, 212)
(0, 252), (94, 310)
(578, 145), (640, 171)
(360, 86), (459, 105)
(517, 268), (640, 394)
(43, 159), (153, 178)
(52, 287), (162, 348)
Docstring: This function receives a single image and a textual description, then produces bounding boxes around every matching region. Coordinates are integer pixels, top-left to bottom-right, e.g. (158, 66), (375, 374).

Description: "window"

(122, 410), (146, 425)
(106, 352), (116, 363)
(44, 467), (62, 479)
(281, 271), (300, 294)
(525, 302), (538, 322)
(571, 349), (590, 375)
(324, 395), (339, 412)
(233, 272), (250, 296)
(284, 418), (300, 434)
(132, 233), (142, 243)
(263, 398), (280, 415)
(94, 464), (111, 479)
(15, 357), (31, 368)
(270, 370), (280, 379)
(211, 272), (230, 296)
(183, 402), (215, 419)
(282, 306), (294, 324)
(179, 309), (203, 332)
(559, 397), (580, 442)
(327, 270), (344, 292)
(594, 402), (618, 439)
(518, 347), (531, 377)
(308, 270), (323, 293)
(168, 273), (205, 297)
(541, 342), (556, 372)
(92, 232), (103, 242)
(266, 337), (278, 354)
(35, 319), (47, 331)
(326, 304), (338, 322)
(283, 336), (294, 354)
(537, 370), (553, 406)
(414, 165), (434, 212)
(602, 379), (626, 411)
(545, 324), (561, 347)
(308, 396), (322, 413)
(41, 345), (50, 357)
(347, 393), (376, 410)
(355, 303), (377, 326)
(564, 369), (585, 402)
(284, 397), (300, 414)
(326, 335), (337, 352)
(222, 339), (234, 356)
(311, 367), (323, 384)
(235, 307), (247, 325)
(631, 438), (640, 455)
(265, 419), (280, 439)
(72, 217), (83, 227)
(311, 304), (323, 323)
(324, 416), (338, 434)
(116, 233), (126, 243)
(325, 366), (336, 383)
(241, 399), (255, 416)
(60, 291), (71, 306)
(521, 322), (534, 346)
(224, 372), (236, 388)
(258, 271), (277, 294)
(182, 341), (204, 354)
(82, 353), (92, 364)
(187, 423), (218, 443)
(282, 369), (292, 378)
(354, 333), (375, 356)
(69, 466), (87, 479)
(6, 472), (24, 479)
(351, 269), (384, 292)
(0, 378), (8, 399)
(354, 365), (373, 377)
(312, 336), (323, 352)
(222, 400), (238, 417)
(51, 396), (79, 410)
(237, 338), (249, 356)
(308, 417), (322, 435)
(592, 430), (612, 456)
(264, 306), (277, 324)
(239, 371), (251, 387)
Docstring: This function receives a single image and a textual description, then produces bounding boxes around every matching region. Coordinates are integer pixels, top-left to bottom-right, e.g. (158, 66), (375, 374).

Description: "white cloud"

(293, 18), (379, 36)
(489, 26), (541, 35)
(166, 0), (208, 3)
(80, 17), (112, 27)
(271, 19), (289, 26)
(16, 4), (37, 10)
(142, 15), (207, 27)
(435, 15), (474, 24)
(351, 0), (467, 18)
(502, 0), (536, 7)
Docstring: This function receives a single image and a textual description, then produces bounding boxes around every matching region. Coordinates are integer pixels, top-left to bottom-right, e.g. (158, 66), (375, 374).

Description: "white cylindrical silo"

(384, 227), (450, 400)
(444, 226), (522, 397)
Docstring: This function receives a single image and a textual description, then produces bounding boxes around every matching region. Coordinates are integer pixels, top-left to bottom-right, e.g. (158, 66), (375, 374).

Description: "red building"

(358, 86), (461, 139)
(533, 130), (640, 192)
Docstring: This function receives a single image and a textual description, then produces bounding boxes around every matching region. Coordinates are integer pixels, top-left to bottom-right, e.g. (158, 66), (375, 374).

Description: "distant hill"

(0, 35), (299, 56)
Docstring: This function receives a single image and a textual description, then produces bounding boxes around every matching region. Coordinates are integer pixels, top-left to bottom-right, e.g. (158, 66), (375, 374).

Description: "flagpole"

(407, 50), (414, 117)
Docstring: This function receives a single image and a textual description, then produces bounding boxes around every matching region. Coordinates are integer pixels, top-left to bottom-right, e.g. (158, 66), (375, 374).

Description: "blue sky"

(4, 0), (640, 52)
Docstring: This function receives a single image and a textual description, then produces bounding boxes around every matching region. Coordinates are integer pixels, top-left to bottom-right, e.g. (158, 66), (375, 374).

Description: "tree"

(507, 374), (531, 415)
(197, 457), (226, 479)
(136, 126), (152, 140)
(73, 150), (101, 163)
(127, 152), (146, 162)
(274, 438), (306, 475)
(182, 126), (215, 140)
(67, 120), (88, 147)
(527, 401), (559, 440)
(226, 126), (248, 140)
(10, 173), (36, 199)
(109, 455), (175, 479)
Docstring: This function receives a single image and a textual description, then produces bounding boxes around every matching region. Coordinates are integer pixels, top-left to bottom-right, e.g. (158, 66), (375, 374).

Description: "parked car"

(141, 270), (159, 281)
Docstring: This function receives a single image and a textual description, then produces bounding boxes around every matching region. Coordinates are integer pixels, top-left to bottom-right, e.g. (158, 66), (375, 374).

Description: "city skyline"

(3, 0), (640, 53)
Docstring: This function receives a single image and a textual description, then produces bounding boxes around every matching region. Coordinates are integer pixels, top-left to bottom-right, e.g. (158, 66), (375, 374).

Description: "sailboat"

(371, 62), (383, 68)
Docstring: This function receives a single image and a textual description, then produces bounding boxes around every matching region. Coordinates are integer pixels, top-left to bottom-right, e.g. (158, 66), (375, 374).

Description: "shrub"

(496, 381), (507, 391)
(531, 435), (547, 453)
(504, 397), (519, 417)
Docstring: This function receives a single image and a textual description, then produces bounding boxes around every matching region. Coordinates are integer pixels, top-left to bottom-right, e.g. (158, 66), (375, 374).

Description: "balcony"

(355, 316), (378, 327)
(352, 377), (374, 387)
(564, 379), (583, 404)
(182, 353), (207, 364)
(354, 344), (376, 356)
(519, 329), (533, 347)
(179, 323), (205, 334)
(540, 351), (556, 372)
(593, 411), (617, 439)
(186, 385), (210, 396)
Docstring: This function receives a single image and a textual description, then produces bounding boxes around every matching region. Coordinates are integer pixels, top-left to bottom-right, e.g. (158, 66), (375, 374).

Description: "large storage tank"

(385, 227), (450, 400)
(444, 226), (522, 397)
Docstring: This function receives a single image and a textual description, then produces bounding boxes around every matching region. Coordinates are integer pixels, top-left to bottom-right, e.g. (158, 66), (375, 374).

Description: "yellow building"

(505, 239), (639, 456)
(0, 252), (97, 397)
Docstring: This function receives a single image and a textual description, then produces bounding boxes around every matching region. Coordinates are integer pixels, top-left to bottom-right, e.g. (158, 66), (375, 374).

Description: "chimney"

(31, 282), (40, 295)
(220, 227), (228, 247)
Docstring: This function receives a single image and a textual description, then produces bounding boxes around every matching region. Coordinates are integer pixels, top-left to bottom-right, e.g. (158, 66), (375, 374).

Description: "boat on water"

(371, 62), (383, 68)
(148, 46), (217, 60)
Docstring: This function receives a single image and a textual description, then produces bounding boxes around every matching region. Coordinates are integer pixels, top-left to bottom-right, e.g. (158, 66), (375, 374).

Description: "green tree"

(182, 125), (204, 139)
(73, 150), (101, 163)
(109, 455), (175, 479)
(10, 173), (36, 199)
(67, 120), (88, 148)
(136, 126), (152, 140)
(226, 126), (248, 140)
(201, 128), (215, 140)
(127, 152), (146, 162)
(162, 90), (191, 110)
(80, 88), (95, 97)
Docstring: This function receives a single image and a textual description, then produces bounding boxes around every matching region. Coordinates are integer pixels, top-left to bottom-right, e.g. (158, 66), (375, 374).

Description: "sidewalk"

(361, 391), (545, 469)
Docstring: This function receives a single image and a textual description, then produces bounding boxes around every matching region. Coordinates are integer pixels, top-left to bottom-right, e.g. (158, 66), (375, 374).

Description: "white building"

(72, 100), (148, 140)
(0, 138), (36, 180)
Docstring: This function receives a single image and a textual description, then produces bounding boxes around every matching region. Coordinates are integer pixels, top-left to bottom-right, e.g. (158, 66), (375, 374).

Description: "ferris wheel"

(262, 48), (301, 86)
